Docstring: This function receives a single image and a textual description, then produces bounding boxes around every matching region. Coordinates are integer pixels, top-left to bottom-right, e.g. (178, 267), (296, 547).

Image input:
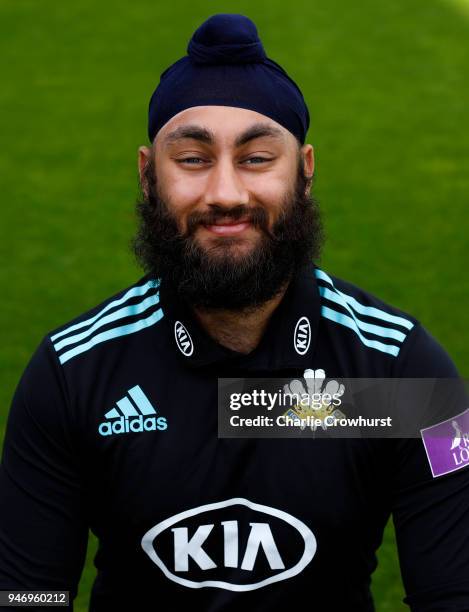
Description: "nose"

(202, 156), (250, 209)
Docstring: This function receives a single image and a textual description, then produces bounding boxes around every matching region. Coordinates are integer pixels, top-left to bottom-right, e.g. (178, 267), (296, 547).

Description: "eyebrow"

(163, 123), (284, 147)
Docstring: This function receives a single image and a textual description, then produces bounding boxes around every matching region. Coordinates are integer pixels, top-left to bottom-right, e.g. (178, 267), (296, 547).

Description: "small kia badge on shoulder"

(294, 316), (311, 355)
(174, 320), (194, 356)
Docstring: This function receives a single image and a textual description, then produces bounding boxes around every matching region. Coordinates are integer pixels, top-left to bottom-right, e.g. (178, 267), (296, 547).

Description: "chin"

(204, 236), (259, 259)
(197, 231), (258, 251)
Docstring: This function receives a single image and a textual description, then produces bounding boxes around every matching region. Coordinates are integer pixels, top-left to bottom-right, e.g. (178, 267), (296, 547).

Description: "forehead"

(156, 105), (294, 149)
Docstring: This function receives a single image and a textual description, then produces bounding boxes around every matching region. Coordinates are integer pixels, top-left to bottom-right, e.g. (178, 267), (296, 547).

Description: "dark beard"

(131, 156), (324, 311)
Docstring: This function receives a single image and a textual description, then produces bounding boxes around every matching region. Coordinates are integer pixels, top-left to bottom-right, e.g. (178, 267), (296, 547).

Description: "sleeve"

(392, 321), (460, 378)
(390, 323), (469, 611)
(0, 336), (89, 610)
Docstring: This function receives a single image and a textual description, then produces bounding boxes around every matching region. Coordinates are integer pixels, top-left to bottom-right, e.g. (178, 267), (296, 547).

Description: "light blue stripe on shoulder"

(58, 308), (164, 365)
(319, 286), (406, 342)
(50, 279), (159, 342)
(321, 306), (400, 357)
(315, 268), (335, 286)
(53, 292), (160, 352)
(315, 269), (414, 331)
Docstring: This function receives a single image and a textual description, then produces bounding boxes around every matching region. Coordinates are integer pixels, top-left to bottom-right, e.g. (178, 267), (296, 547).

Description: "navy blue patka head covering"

(147, 14), (310, 144)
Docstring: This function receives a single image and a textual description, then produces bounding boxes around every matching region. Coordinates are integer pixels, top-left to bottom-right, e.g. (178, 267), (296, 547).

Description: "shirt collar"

(159, 262), (320, 372)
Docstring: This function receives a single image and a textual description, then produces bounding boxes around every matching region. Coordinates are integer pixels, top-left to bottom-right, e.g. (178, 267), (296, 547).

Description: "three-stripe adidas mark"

(315, 268), (414, 357)
(51, 279), (164, 365)
(98, 384), (168, 437)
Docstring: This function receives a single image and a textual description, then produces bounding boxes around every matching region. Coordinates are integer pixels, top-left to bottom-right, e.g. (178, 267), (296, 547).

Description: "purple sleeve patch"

(420, 407), (469, 478)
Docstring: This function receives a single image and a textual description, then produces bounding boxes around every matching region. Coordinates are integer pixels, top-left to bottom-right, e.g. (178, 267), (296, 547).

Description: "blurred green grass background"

(0, 1), (468, 610)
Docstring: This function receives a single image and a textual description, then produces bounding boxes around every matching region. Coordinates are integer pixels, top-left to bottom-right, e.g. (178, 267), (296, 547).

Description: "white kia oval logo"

(294, 316), (311, 355)
(141, 497), (316, 591)
(174, 321), (194, 356)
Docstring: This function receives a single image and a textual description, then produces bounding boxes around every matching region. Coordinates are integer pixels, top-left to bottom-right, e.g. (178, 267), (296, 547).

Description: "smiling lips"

(204, 217), (252, 235)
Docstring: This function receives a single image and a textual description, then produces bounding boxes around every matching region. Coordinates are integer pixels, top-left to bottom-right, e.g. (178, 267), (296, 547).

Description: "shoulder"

(314, 266), (458, 376)
(46, 275), (163, 368)
(8, 276), (165, 439)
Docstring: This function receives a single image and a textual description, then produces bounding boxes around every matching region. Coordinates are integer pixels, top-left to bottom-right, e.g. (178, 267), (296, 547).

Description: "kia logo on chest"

(141, 497), (316, 591)
(294, 316), (311, 355)
(174, 321), (194, 356)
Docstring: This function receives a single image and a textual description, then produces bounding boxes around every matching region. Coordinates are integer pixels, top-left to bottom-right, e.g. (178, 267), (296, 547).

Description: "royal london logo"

(421, 407), (469, 478)
(450, 419), (469, 467)
(98, 385), (168, 437)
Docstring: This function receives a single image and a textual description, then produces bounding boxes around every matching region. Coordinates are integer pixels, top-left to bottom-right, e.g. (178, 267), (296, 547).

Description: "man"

(0, 13), (468, 612)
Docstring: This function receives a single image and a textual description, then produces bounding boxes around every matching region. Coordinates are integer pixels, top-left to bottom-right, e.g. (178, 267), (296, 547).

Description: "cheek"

(246, 160), (297, 205)
(156, 157), (204, 204)
(250, 175), (293, 211)
(158, 173), (204, 221)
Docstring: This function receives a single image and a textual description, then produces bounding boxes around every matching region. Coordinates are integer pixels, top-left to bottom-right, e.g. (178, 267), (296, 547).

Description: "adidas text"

(98, 415), (167, 436)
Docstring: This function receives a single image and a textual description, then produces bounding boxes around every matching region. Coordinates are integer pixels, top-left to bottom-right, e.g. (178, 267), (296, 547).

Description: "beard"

(131, 155), (324, 311)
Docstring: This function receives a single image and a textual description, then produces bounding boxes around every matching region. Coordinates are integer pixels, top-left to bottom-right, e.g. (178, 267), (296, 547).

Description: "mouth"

(202, 217), (253, 236)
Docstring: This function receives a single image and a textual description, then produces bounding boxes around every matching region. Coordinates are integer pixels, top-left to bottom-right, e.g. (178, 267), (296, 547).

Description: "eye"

(243, 156), (273, 165)
(177, 157), (206, 165)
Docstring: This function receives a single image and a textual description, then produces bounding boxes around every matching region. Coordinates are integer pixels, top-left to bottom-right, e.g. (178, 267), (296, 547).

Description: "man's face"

(134, 106), (322, 310)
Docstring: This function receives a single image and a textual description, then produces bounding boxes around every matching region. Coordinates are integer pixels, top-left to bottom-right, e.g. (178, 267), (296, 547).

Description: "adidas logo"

(98, 385), (168, 437)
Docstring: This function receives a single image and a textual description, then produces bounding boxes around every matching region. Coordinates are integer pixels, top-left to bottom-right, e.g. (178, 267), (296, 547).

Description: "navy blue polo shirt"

(0, 263), (468, 611)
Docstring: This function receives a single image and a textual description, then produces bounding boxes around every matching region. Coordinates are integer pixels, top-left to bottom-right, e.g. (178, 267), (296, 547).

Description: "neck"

(192, 284), (290, 354)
